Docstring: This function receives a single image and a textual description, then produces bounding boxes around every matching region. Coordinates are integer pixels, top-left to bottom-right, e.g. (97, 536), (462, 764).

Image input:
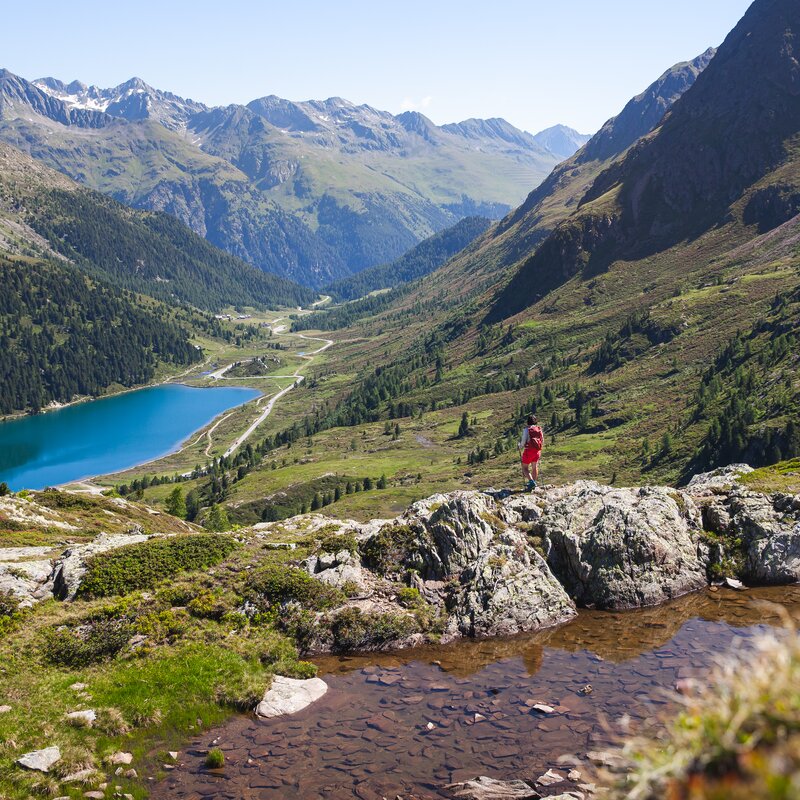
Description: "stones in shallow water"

(255, 675), (328, 718)
(444, 775), (541, 799)
(535, 768), (565, 786)
(16, 745), (61, 772)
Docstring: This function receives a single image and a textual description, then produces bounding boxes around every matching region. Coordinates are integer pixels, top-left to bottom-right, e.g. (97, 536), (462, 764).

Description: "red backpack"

(527, 425), (543, 452)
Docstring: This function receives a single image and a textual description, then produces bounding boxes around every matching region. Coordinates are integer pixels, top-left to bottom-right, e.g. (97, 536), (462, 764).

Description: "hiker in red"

(518, 414), (543, 491)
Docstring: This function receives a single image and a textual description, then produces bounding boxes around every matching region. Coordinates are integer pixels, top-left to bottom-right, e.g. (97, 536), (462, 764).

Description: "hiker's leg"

(532, 462), (539, 481)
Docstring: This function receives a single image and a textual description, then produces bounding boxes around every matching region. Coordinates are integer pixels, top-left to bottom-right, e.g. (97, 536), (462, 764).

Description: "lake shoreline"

(0, 384), (262, 491)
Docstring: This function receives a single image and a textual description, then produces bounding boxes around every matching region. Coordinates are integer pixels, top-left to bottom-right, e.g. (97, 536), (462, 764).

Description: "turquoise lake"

(0, 384), (261, 491)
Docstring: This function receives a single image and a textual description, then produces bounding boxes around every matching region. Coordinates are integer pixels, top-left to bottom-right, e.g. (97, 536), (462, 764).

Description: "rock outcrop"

(534, 482), (708, 609)
(687, 473), (800, 585)
(6, 465), (799, 653)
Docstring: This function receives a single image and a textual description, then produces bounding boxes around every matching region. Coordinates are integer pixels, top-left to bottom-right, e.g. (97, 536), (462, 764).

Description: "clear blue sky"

(5, 0), (753, 134)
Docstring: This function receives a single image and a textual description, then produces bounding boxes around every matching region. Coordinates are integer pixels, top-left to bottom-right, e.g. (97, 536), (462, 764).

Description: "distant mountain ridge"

(0, 69), (588, 288)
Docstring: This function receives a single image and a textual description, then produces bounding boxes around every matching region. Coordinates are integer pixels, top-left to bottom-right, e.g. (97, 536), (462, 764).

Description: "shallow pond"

(0, 384), (260, 490)
(153, 585), (800, 799)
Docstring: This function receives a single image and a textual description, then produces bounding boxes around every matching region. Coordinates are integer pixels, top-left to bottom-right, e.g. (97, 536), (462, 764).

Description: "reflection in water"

(318, 585), (800, 677)
(153, 586), (800, 800)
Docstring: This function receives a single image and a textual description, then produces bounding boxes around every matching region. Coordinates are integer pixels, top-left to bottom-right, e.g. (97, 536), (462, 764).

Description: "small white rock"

(108, 751), (133, 765)
(532, 703), (555, 714)
(255, 676), (328, 718)
(536, 768), (565, 786)
(17, 745), (61, 772)
(66, 709), (97, 726)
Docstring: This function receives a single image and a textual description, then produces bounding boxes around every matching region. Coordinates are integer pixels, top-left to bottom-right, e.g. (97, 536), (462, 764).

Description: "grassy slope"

(0, 492), (323, 800)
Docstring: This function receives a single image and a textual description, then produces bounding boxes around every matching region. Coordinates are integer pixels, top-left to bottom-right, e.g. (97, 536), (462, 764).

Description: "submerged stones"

(444, 775), (541, 799)
(255, 675), (328, 718)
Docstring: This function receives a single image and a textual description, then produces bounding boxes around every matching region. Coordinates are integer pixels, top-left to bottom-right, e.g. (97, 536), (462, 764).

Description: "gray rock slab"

(255, 675), (328, 718)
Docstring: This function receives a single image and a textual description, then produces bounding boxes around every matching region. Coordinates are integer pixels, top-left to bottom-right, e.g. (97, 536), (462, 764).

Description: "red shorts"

(521, 448), (541, 465)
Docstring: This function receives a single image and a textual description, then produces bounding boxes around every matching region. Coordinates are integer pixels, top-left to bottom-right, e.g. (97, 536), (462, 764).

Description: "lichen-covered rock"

(445, 526), (576, 638)
(304, 549), (364, 589)
(731, 490), (800, 584)
(537, 482), (707, 609)
(689, 483), (800, 584)
(0, 559), (54, 606)
(686, 464), (754, 491)
(399, 492), (575, 637)
(17, 745), (61, 772)
(404, 491), (500, 579)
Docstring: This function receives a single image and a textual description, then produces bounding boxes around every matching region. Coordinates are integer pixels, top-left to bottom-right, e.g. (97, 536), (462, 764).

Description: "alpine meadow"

(2, 2), (800, 799)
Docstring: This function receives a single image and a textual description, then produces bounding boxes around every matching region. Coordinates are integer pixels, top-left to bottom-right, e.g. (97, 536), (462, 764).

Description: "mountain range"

(0, 68), (587, 288)
(287, 0), (799, 491)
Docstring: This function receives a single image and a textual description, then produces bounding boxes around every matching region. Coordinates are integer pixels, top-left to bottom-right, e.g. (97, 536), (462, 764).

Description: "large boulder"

(536, 482), (708, 609)
(400, 492), (576, 637)
(403, 491), (500, 579)
(445, 525), (576, 638)
(692, 486), (800, 584)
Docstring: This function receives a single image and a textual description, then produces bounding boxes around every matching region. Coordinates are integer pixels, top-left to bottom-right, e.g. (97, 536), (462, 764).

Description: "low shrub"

(316, 530), (358, 555)
(329, 607), (418, 652)
(0, 591), (23, 637)
(41, 619), (132, 667)
(205, 748), (225, 768)
(361, 525), (418, 574)
(277, 603), (320, 654)
(187, 590), (236, 620)
(133, 609), (189, 642)
(246, 564), (344, 611)
(78, 534), (238, 598)
(35, 489), (96, 511)
(396, 587), (424, 608)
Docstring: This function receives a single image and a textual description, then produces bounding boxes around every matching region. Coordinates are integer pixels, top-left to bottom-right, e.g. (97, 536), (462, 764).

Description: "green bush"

(187, 590), (235, 620)
(133, 609), (189, 642)
(329, 607), (417, 652)
(316, 531), (358, 555)
(205, 748), (225, 768)
(396, 587), (424, 609)
(361, 525), (417, 574)
(246, 564), (344, 611)
(277, 604), (319, 654)
(41, 619), (132, 667)
(0, 591), (23, 637)
(35, 488), (98, 511)
(77, 534), (237, 598)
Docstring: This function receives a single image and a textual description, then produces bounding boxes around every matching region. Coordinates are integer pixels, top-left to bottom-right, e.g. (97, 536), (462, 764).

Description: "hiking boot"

(526, 479), (537, 492)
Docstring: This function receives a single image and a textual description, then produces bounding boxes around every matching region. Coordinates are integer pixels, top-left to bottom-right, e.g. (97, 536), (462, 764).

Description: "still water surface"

(153, 586), (800, 800)
(0, 384), (260, 490)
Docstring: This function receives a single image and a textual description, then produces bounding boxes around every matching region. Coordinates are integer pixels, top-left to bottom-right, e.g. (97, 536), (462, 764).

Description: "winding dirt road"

(220, 329), (334, 457)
